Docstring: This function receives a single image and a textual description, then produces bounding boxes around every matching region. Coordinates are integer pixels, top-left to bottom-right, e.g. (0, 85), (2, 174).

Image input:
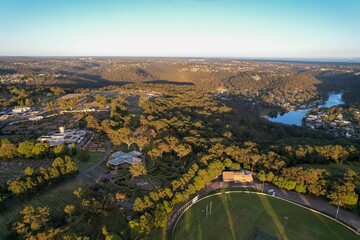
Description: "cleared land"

(173, 192), (359, 240)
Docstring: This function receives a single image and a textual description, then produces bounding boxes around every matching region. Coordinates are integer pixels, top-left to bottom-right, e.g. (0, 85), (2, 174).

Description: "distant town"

(304, 105), (360, 139)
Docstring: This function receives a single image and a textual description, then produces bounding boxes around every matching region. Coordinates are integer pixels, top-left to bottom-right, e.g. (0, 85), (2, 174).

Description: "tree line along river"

(269, 93), (344, 126)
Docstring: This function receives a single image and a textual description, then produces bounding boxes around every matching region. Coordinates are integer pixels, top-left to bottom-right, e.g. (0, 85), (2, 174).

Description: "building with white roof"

(37, 127), (87, 146)
(13, 106), (31, 113)
(29, 116), (43, 121)
(107, 151), (143, 169)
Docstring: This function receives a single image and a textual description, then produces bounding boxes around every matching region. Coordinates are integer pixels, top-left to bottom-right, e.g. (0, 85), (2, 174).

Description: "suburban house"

(222, 170), (253, 184)
(107, 151), (143, 169)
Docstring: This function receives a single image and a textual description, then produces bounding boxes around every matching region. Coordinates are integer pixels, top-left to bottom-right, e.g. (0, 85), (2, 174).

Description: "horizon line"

(0, 55), (360, 61)
(1, 55), (360, 64)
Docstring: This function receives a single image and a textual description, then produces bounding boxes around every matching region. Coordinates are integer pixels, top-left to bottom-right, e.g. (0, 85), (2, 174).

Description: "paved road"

(258, 183), (360, 231)
(77, 135), (112, 184)
(221, 180), (360, 231)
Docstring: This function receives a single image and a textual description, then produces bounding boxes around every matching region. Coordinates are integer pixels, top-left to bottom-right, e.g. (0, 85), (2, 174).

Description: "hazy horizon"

(1, 56), (359, 63)
(1, 0), (360, 58)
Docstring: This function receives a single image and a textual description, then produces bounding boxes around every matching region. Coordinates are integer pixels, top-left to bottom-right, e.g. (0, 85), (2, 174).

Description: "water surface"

(269, 93), (344, 126)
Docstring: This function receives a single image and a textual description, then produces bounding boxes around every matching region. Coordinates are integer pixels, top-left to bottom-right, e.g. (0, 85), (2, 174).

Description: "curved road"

(78, 135), (112, 184)
(259, 183), (360, 232)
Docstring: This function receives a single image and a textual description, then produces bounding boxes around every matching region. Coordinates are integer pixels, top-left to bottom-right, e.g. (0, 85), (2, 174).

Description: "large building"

(107, 151), (143, 169)
(222, 170), (253, 184)
(37, 127), (87, 146)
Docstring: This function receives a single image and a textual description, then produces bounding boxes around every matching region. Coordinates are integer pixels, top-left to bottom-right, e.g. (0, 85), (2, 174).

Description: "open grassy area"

(300, 162), (360, 175)
(75, 151), (104, 171)
(173, 192), (359, 240)
(0, 177), (85, 239)
(149, 227), (165, 240)
(0, 152), (103, 238)
(0, 159), (53, 185)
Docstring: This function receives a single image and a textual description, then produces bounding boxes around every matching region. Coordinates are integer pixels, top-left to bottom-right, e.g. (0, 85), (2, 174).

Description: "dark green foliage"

(77, 149), (90, 162)
(6, 156), (78, 198)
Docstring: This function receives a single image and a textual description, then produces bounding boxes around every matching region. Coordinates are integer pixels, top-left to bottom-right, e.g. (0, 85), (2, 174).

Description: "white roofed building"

(29, 116), (43, 121)
(107, 151), (143, 169)
(13, 106), (31, 113)
(37, 127), (87, 146)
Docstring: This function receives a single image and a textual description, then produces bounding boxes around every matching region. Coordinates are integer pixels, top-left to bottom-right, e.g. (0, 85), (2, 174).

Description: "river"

(269, 93), (344, 126)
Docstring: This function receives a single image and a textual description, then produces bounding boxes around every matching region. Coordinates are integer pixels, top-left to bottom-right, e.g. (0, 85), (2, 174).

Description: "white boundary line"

(171, 190), (360, 240)
(171, 192), (222, 240)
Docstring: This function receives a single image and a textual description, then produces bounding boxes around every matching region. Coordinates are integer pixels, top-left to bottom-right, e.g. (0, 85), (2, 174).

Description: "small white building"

(29, 116), (43, 121)
(13, 106), (31, 113)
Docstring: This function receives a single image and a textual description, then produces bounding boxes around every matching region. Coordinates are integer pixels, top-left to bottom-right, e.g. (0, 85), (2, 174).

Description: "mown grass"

(74, 151), (104, 171)
(0, 151), (103, 239)
(173, 192), (359, 240)
(149, 227), (165, 240)
(0, 177), (86, 239)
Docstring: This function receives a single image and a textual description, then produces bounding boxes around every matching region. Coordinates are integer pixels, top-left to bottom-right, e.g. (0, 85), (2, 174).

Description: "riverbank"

(269, 93), (344, 126)
(303, 104), (360, 139)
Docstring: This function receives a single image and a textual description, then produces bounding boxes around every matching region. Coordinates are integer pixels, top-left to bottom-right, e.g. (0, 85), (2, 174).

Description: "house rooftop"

(222, 170), (253, 183)
(107, 151), (143, 166)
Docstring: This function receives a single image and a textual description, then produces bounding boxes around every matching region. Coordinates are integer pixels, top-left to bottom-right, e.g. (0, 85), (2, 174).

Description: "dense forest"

(223, 72), (321, 109)
(2, 58), (360, 111)
(84, 84), (360, 239)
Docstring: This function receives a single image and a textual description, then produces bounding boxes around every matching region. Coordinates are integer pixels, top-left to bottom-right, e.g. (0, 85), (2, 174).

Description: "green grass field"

(0, 177), (85, 239)
(173, 192), (360, 240)
(75, 151), (104, 171)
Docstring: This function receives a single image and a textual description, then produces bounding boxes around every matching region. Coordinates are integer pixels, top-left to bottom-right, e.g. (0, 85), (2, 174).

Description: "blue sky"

(0, 0), (359, 58)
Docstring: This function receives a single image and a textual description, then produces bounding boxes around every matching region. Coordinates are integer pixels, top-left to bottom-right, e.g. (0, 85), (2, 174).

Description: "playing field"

(173, 192), (360, 240)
